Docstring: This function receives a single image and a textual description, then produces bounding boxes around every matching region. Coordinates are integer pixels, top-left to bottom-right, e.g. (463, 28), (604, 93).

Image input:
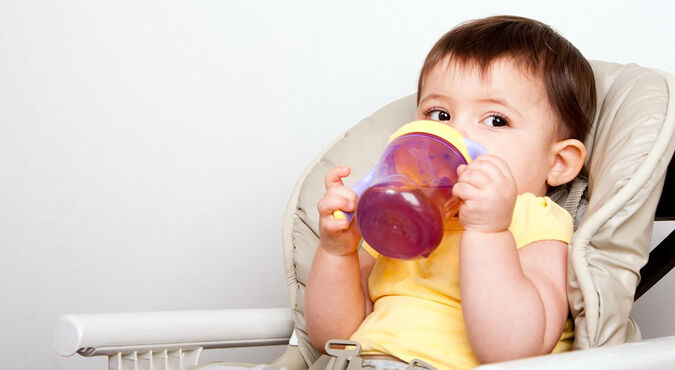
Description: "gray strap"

(547, 176), (589, 229)
(310, 339), (438, 370)
(563, 177), (588, 226)
(309, 340), (374, 370)
(406, 359), (436, 370)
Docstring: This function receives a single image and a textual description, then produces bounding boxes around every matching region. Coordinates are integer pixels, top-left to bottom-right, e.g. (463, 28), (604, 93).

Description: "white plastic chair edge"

(52, 307), (293, 369)
(476, 335), (675, 370)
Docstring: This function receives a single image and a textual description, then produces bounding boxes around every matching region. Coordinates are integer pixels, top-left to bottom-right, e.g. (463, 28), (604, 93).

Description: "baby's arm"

(305, 166), (376, 351)
(453, 156), (569, 363)
(460, 232), (568, 363)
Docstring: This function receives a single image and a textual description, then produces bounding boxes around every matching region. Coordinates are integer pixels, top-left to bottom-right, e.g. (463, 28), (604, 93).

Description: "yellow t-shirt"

(349, 193), (575, 369)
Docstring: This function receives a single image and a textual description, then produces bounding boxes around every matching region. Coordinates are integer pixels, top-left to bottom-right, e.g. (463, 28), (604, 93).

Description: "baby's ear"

(547, 139), (587, 187)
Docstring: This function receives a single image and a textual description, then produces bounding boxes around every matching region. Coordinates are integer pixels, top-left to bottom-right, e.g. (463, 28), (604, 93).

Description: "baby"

(306, 15), (596, 369)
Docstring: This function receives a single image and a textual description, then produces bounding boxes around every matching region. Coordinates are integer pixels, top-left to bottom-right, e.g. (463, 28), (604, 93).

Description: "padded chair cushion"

(281, 61), (675, 364)
(569, 61), (675, 348)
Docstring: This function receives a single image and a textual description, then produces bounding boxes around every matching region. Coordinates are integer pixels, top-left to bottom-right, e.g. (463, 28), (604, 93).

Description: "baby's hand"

(317, 166), (362, 256)
(453, 155), (517, 233)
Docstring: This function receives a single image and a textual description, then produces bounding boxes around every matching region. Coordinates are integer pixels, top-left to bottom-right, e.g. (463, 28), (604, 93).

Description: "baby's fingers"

(457, 165), (492, 189)
(325, 184), (358, 204)
(452, 181), (481, 201)
(457, 164), (468, 176)
(318, 195), (353, 236)
(318, 193), (356, 218)
(325, 166), (351, 189)
(320, 217), (351, 236)
(469, 155), (513, 183)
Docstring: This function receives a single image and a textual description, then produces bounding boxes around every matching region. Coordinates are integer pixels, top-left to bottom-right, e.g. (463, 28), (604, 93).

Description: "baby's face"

(415, 57), (559, 196)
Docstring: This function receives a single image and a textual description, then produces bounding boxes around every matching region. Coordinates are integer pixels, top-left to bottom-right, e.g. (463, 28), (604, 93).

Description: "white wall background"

(1, 1), (674, 369)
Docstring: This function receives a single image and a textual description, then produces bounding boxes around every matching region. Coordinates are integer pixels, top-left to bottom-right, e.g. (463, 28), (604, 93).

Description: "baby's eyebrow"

(418, 93), (450, 105)
(478, 97), (509, 105)
(477, 98), (522, 118)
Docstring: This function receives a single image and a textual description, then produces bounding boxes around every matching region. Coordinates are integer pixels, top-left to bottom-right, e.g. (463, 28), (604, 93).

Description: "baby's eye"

(428, 109), (451, 121)
(482, 115), (509, 127)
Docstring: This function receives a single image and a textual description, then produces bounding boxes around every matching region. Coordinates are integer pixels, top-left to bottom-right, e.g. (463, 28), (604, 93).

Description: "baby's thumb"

(457, 164), (467, 176)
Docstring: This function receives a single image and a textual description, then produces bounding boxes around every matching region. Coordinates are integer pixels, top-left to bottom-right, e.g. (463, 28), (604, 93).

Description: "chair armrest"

(52, 307), (293, 357)
(476, 335), (675, 369)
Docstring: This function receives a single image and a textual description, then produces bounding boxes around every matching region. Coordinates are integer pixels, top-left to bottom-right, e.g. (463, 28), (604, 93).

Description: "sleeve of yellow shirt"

(509, 192), (574, 249)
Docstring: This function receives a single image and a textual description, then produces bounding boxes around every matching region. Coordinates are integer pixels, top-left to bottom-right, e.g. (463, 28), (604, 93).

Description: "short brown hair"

(417, 15), (596, 141)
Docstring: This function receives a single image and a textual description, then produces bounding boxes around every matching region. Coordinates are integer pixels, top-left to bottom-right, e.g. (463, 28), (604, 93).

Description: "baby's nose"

(445, 116), (471, 138)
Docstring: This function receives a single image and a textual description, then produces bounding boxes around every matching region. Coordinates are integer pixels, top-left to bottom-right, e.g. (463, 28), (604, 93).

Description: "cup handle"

(332, 166), (378, 227)
(464, 137), (488, 160)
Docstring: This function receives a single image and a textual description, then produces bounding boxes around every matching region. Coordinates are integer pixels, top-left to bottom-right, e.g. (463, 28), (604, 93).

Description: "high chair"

(53, 60), (675, 370)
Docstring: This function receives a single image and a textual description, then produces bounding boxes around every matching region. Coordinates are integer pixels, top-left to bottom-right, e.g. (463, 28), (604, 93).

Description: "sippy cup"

(334, 120), (486, 260)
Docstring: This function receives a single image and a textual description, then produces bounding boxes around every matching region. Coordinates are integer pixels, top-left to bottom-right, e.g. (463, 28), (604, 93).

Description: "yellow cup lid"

(389, 120), (474, 163)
